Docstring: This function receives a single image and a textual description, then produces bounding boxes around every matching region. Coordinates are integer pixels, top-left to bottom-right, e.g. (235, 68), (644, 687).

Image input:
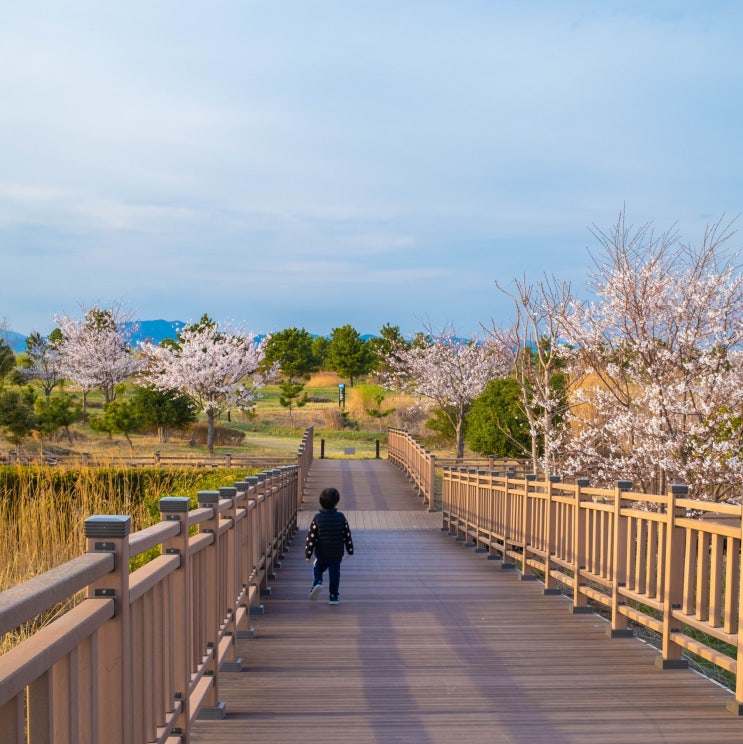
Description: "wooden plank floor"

(191, 459), (743, 743)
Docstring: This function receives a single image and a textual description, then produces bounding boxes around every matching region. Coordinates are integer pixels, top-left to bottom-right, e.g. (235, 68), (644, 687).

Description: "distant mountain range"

(1, 329), (27, 353)
(124, 319), (185, 347)
(1, 319), (186, 353)
(1, 321), (374, 353)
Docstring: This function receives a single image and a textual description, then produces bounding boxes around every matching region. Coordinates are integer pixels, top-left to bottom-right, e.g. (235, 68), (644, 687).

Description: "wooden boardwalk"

(191, 459), (743, 744)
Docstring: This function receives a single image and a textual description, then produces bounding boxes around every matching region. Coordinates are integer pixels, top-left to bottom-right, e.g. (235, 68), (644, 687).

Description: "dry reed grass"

(0, 463), (247, 652)
(0, 465), (152, 652)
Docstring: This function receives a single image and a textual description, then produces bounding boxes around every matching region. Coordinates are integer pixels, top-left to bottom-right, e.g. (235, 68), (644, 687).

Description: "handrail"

(4, 451), (299, 468)
(0, 427), (314, 743)
(0, 552), (113, 635)
(439, 465), (743, 715)
(387, 428), (436, 510)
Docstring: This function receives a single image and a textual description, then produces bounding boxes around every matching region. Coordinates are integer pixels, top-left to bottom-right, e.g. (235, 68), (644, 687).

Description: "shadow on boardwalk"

(192, 459), (743, 744)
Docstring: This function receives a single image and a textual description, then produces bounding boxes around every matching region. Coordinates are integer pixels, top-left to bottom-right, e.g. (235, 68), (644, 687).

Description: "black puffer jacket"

(305, 508), (354, 561)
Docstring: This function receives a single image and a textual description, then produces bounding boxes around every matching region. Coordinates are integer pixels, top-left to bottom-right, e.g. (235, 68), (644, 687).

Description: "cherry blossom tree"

(55, 304), (142, 410)
(560, 212), (743, 499)
(22, 330), (63, 402)
(488, 276), (575, 476)
(139, 315), (268, 453)
(382, 328), (511, 458)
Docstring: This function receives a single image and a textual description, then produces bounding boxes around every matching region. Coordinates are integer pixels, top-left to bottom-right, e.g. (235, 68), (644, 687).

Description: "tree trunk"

(456, 419), (465, 459)
(207, 408), (216, 454)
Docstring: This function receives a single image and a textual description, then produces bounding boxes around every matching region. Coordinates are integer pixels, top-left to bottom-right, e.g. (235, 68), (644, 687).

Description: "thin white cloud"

(2, 1), (742, 337)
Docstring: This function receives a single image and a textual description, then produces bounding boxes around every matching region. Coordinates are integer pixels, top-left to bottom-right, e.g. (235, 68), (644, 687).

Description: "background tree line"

(0, 313), (409, 455)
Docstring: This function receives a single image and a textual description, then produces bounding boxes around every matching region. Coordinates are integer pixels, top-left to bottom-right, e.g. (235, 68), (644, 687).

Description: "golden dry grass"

(0, 465), (149, 651)
(0, 463), (250, 652)
(307, 370), (344, 387)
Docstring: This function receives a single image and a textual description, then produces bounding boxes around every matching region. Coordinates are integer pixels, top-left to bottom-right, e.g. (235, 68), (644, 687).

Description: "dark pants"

(312, 557), (342, 598)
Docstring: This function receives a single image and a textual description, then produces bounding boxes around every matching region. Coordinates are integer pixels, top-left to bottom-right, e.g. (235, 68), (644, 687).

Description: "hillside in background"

(0, 329), (27, 353)
(124, 319), (185, 346)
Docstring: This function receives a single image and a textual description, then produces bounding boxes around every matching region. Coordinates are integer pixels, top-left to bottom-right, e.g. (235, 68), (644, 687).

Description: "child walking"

(305, 487), (354, 604)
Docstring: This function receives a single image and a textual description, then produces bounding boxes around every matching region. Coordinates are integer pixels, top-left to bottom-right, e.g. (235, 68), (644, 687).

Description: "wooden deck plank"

(191, 460), (743, 743)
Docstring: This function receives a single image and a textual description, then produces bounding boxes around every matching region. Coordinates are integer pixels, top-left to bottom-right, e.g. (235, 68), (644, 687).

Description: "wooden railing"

(4, 451), (299, 469)
(387, 428), (436, 510)
(0, 427), (314, 743)
(386, 428), (529, 510)
(441, 466), (743, 714)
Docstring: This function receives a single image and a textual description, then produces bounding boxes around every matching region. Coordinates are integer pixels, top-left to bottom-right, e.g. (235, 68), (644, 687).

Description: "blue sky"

(2, 1), (742, 339)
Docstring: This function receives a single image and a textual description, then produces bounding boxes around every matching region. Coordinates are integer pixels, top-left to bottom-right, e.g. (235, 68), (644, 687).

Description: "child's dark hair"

(319, 487), (340, 510)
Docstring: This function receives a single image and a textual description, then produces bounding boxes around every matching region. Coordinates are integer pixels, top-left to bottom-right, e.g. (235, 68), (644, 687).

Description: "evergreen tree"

(327, 325), (373, 386)
(278, 378), (309, 426)
(465, 377), (532, 458)
(0, 337), (15, 384)
(262, 327), (319, 379)
(130, 386), (196, 443)
(368, 323), (409, 374)
(89, 399), (143, 451)
(0, 388), (36, 451)
(35, 393), (82, 445)
(311, 336), (330, 369)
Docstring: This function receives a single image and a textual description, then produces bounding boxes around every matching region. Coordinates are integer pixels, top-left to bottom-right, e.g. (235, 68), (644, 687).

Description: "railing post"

(572, 478), (591, 614)
(264, 471), (279, 584)
(245, 476), (260, 602)
(610, 480), (633, 637)
(657, 484), (690, 670)
(256, 474), (270, 594)
(462, 468), (476, 547)
(728, 494), (743, 714)
(441, 466), (451, 532)
(84, 515), (132, 744)
(197, 490), (227, 718)
(472, 469), (485, 551)
(428, 454), (436, 511)
(501, 471), (516, 569)
(159, 496), (192, 740)
(219, 486), (243, 671)
(543, 475), (560, 595)
(521, 474), (538, 580)
(297, 445), (306, 510)
(233, 480), (256, 630)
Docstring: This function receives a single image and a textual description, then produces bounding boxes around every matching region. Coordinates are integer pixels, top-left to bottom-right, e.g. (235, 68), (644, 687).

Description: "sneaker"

(329, 596), (340, 605)
(308, 584), (322, 601)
